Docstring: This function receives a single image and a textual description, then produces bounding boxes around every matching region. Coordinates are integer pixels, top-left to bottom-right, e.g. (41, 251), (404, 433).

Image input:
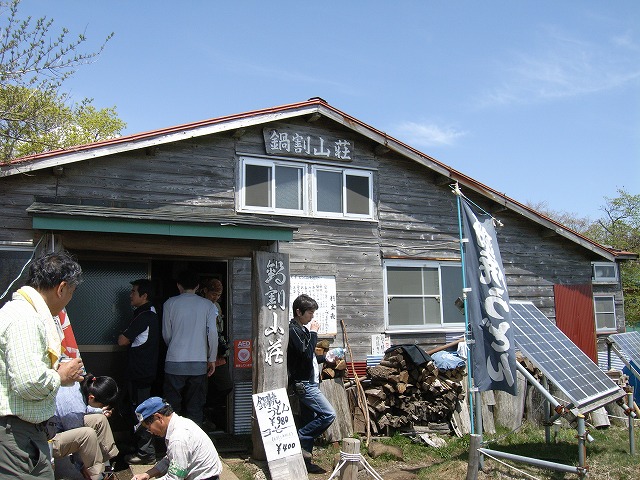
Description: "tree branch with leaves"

(0, 0), (124, 161)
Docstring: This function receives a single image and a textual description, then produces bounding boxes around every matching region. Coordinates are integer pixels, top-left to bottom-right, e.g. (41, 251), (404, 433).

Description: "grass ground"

(228, 422), (640, 479)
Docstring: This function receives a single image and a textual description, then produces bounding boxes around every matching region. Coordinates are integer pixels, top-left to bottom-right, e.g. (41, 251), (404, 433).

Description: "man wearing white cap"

(131, 397), (221, 480)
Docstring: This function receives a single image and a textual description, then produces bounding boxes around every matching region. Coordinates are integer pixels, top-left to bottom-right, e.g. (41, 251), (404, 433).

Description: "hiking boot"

(305, 461), (326, 474)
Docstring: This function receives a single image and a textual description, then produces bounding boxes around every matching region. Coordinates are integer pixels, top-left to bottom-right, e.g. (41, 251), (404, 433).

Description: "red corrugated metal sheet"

(346, 361), (368, 379)
(554, 284), (598, 362)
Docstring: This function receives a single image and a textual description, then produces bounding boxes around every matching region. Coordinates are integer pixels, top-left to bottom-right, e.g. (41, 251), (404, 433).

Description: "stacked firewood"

(316, 340), (348, 380)
(364, 347), (466, 434)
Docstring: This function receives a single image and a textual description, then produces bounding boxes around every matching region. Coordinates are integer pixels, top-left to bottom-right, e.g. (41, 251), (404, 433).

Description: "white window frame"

(239, 157), (307, 216)
(591, 262), (618, 284)
(593, 295), (617, 332)
(383, 259), (465, 332)
(238, 156), (375, 220)
(312, 166), (373, 219)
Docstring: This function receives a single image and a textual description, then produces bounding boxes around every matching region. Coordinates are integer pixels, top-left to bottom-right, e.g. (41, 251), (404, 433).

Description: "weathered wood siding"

(0, 115), (626, 363)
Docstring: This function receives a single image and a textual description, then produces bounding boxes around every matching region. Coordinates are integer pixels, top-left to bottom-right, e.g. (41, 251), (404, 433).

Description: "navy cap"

(134, 397), (167, 430)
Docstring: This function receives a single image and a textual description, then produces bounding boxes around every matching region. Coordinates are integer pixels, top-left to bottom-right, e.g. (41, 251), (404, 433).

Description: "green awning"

(28, 202), (296, 241)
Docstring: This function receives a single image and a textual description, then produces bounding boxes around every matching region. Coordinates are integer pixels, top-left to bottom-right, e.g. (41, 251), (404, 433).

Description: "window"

(242, 158), (305, 214)
(594, 295), (616, 331)
(239, 157), (374, 219)
(591, 262), (618, 283)
(384, 260), (464, 330)
(313, 167), (373, 218)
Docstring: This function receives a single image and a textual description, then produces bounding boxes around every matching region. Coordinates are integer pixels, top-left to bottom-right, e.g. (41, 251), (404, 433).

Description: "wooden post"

(466, 434), (481, 480)
(251, 251), (308, 480)
(340, 437), (360, 480)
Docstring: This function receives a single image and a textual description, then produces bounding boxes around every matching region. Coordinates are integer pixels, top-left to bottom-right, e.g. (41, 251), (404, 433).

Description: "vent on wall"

(232, 381), (253, 434)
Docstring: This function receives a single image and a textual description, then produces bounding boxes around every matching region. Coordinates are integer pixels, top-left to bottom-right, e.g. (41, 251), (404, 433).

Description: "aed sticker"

(234, 339), (252, 368)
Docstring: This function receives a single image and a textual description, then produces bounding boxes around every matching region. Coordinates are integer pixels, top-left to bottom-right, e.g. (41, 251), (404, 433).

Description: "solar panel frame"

(608, 331), (640, 367)
(510, 301), (624, 413)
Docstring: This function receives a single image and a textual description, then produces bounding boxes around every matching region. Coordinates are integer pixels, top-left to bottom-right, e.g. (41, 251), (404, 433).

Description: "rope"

(341, 318), (370, 446)
(0, 236), (43, 300)
(481, 450), (542, 480)
(326, 450), (384, 480)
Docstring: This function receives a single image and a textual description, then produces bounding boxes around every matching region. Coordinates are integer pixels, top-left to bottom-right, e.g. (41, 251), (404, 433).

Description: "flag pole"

(454, 183), (476, 435)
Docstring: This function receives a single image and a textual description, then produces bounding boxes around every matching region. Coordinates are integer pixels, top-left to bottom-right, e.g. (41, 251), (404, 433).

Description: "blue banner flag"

(461, 197), (517, 395)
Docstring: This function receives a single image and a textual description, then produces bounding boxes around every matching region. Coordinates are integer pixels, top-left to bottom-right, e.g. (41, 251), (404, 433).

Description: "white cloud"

(479, 26), (640, 107)
(394, 121), (466, 148)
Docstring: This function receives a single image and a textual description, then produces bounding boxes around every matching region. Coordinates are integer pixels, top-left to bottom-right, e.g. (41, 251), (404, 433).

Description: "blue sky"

(17, 1), (640, 220)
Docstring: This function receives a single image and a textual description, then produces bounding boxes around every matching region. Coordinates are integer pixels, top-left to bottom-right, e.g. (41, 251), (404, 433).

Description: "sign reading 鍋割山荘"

(263, 127), (353, 161)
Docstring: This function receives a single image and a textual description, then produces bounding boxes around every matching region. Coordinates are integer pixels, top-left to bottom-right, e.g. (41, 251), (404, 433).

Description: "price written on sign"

(252, 388), (301, 461)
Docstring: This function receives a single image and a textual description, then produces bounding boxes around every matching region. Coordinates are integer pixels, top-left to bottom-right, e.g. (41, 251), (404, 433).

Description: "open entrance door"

(152, 259), (230, 433)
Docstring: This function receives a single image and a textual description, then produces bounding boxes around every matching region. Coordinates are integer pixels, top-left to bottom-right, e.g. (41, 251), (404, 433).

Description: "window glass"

(385, 261), (463, 329)
(594, 296), (616, 330)
(388, 297), (423, 326)
(316, 170), (342, 213)
(245, 164), (271, 207)
(346, 174), (370, 215)
(67, 260), (148, 344)
(423, 297), (441, 325)
(592, 263), (617, 282)
(387, 267), (422, 295)
(441, 265), (464, 323)
(422, 268), (439, 295)
(240, 157), (374, 219)
(275, 165), (302, 210)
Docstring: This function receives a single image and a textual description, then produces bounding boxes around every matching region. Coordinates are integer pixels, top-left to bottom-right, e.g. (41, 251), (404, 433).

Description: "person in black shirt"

(118, 279), (160, 464)
(287, 294), (335, 474)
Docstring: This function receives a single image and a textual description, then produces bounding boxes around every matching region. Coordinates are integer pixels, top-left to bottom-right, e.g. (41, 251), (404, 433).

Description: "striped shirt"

(0, 292), (61, 423)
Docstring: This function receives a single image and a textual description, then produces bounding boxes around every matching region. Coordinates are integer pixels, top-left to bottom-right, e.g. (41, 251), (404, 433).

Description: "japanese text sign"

(252, 388), (301, 461)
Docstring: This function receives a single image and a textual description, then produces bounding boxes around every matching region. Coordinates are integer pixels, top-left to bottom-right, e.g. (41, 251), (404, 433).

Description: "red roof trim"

(3, 98), (629, 259)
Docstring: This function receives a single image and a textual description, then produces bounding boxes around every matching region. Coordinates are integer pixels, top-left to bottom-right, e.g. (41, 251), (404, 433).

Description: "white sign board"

(252, 388), (301, 461)
(290, 275), (337, 335)
(371, 334), (391, 355)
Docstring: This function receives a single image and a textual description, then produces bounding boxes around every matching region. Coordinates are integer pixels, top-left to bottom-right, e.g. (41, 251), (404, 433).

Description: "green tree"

(529, 191), (639, 326)
(0, 0), (124, 161)
(586, 189), (640, 327)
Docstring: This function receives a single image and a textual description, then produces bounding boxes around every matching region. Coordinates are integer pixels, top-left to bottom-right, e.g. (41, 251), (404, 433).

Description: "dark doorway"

(151, 258), (230, 432)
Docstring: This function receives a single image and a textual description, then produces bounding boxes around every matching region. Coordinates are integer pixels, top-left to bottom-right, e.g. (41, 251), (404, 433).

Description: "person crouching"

(131, 397), (221, 480)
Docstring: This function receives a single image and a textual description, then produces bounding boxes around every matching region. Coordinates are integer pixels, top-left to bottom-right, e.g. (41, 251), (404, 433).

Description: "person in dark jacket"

(118, 279), (160, 464)
(287, 294), (335, 473)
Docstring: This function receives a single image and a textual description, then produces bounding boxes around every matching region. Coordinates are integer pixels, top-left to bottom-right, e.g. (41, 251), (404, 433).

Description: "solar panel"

(608, 331), (640, 366)
(510, 301), (624, 413)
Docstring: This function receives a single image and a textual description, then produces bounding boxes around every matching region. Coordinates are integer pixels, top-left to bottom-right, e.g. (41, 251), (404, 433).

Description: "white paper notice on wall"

(290, 275), (337, 335)
(371, 334), (391, 355)
(252, 388), (301, 461)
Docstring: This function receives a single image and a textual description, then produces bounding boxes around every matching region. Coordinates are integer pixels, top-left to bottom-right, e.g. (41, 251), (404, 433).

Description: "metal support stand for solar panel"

(479, 363), (589, 478)
(475, 301), (631, 479)
(605, 336), (640, 455)
(514, 363), (568, 443)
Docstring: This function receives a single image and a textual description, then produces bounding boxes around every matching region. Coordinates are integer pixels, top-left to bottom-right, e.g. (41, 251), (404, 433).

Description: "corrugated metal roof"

(1, 97), (634, 262)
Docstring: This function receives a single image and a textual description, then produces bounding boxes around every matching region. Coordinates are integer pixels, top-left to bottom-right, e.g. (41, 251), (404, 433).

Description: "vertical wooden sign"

(251, 251), (308, 479)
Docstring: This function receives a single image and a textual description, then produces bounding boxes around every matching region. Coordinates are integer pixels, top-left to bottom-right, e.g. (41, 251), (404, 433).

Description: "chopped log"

(319, 377), (353, 442)
(323, 367), (336, 379)
(358, 346), (469, 435)
(493, 371), (527, 430)
(589, 406), (610, 429)
(335, 359), (347, 371)
(368, 365), (398, 381)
